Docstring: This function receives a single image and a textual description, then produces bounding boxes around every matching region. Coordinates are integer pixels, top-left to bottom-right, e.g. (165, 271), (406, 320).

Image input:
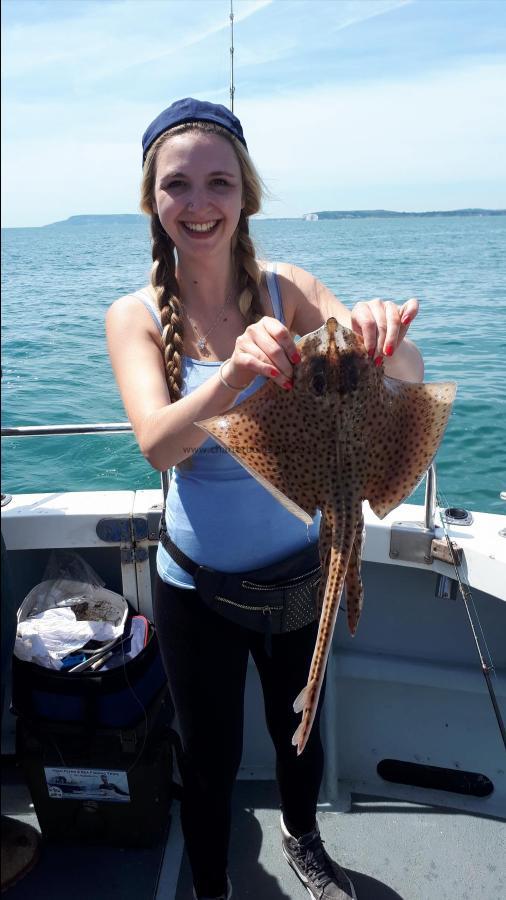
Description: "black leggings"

(153, 574), (326, 898)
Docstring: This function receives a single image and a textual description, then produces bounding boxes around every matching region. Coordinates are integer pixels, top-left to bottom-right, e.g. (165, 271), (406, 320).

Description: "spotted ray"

(196, 319), (456, 755)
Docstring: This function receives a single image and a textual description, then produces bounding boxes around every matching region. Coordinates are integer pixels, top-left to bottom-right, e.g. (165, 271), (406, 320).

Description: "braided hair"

(140, 122), (265, 403)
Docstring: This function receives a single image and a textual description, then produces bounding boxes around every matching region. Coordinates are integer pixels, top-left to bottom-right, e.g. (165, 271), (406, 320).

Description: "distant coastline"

(303, 208), (505, 220)
(43, 214), (145, 227)
(2, 209), (505, 229)
(47, 209), (506, 227)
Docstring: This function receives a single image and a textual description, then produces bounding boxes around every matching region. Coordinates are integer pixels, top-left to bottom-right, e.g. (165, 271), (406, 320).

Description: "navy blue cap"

(142, 98), (247, 163)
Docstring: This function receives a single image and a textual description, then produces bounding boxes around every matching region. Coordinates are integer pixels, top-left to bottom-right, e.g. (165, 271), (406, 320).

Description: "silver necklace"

(184, 287), (234, 356)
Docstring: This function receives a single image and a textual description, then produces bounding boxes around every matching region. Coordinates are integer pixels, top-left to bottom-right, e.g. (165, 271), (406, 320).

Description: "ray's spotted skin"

(197, 318), (457, 755)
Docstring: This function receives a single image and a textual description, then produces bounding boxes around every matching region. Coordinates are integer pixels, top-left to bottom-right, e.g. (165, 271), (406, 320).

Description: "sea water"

(1, 216), (505, 514)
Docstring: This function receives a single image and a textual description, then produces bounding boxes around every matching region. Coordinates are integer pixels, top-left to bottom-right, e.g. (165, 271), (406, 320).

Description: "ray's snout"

(325, 316), (338, 337)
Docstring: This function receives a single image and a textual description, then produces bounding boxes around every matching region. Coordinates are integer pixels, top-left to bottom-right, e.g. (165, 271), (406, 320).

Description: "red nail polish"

(374, 356), (383, 367)
(291, 352), (301, 364)
(368, 347), (375, 358)
(385, 345), (394, 357)
(270, 369), (280, 377)
(283, 380), (293, 390)
(401, 315), (411, 325)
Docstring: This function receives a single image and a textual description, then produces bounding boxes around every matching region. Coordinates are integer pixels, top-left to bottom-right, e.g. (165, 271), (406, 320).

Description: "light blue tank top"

(133, 269), (320, 589)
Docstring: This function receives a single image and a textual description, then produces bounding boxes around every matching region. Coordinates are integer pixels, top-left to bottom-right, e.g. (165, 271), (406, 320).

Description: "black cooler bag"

(12, 621), (176, 847)
(12, 618), (168, 729)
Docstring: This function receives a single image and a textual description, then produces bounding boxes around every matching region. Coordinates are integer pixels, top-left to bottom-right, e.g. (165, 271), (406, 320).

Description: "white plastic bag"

(14, 551), (128, 670)
(15, 607), (121, 670)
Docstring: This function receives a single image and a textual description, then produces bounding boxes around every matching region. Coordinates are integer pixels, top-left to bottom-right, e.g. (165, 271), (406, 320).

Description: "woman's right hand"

(222, 316), (301, 392)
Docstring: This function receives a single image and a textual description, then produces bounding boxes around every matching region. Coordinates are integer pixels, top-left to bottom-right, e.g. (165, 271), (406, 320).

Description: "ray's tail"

(291, 503), (358, 755)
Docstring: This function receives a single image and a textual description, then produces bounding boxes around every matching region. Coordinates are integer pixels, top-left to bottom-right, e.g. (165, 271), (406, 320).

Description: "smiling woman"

(134, 113), (268, 411)
(105, 96), (422, 900)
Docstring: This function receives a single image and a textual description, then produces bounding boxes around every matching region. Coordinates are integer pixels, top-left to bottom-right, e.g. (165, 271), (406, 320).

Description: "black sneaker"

(281, 815), (357, 899)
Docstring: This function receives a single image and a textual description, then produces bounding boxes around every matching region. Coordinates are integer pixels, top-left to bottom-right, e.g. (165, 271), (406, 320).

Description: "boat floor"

(2, 761), (504, 900)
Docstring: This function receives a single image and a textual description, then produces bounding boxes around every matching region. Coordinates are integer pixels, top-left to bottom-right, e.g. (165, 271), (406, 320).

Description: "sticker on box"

(44, 767), (130, 802)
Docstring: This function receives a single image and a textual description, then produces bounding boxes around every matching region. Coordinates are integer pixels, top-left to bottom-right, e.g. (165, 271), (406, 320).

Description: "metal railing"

(1, 422), (132, 437)
(424, 464), (437, 531)
(1, 422), (170, 501)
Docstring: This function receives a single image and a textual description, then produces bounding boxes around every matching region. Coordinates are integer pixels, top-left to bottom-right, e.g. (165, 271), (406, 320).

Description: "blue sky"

(2, 0), (505, 226)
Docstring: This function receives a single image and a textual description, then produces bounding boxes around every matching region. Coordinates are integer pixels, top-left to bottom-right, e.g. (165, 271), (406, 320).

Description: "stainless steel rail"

(0, 421), (173, 501)
(1, 423), (132, 437)
(424, 463), (437, 531)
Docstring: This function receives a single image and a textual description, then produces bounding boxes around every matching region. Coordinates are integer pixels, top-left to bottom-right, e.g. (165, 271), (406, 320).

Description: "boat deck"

(2, 762), (504, 900)
(2, 496), (505, 897)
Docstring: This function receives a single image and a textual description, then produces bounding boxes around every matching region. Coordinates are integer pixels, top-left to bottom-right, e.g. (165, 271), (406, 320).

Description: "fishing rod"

(229, 0), (235, 112)
(436, 489), (506, 753)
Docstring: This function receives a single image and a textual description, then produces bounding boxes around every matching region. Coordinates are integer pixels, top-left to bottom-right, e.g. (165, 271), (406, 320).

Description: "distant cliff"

(41, 209), (506, 228)
(44, 214), (144, 227)
(303, 209), (505, 220)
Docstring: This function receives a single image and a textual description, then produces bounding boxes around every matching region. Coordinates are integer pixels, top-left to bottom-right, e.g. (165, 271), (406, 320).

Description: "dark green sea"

(1, 217), (505, 514)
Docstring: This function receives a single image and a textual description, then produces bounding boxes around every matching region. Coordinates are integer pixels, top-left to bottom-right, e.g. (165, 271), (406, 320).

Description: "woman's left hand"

(350, 297), (419, 364)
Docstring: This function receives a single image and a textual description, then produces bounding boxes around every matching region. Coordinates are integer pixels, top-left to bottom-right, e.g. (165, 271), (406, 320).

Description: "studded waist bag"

(159, 520), (321, 648)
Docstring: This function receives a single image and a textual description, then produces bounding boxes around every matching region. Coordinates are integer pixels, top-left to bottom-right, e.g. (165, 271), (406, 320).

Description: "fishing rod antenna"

(229, 0), (235, 112)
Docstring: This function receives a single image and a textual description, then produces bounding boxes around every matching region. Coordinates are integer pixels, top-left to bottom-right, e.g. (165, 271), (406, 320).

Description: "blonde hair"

(140, 122), (265, 402)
